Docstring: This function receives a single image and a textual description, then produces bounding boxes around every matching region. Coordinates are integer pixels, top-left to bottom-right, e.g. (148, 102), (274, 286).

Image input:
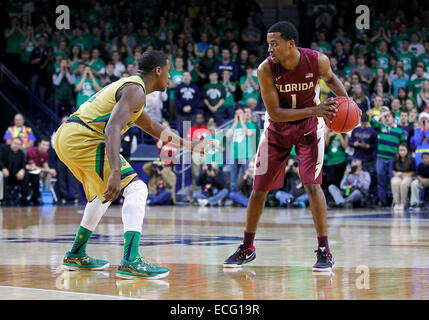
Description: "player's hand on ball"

(103, 170), (121, 201)
(314, 97), (338, 123)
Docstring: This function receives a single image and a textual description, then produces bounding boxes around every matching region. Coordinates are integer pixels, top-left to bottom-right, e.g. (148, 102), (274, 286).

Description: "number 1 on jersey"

(291, 94), (297, 109)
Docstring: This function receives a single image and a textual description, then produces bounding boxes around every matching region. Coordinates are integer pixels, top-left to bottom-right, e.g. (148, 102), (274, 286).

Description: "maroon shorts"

(253, 116), (325, 192)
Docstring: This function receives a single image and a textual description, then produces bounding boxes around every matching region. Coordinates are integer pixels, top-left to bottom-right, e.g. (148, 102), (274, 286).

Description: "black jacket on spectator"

(237, 175), (253, 197)
(281, 169), (306, 198)
(0, 144), (26, 176)
(196, 168), (226, 197)
(174, 82), (202, 115)
(416, 162), (429, 179)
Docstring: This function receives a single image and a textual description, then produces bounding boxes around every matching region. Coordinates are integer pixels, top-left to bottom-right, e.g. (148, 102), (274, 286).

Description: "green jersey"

(396, 52), (416, 76)
(202, 82), (226, 112)
(204, 133), (226, 167)
(408, 77), (429, 99)
(239, 76), (260, 105)
(229, 122), (259, 160)
(377, 53), (391, 72)
(168, 70), (184, 100)
(5, 28), (23, 54)
(75, 77), (100, 108)
(417, 53), (429, 71)
(324, 138), (347, 166)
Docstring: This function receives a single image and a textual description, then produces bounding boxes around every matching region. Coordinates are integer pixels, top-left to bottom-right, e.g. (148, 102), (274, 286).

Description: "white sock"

(122, 180), (148, 233)
(80, 197), (111, 231)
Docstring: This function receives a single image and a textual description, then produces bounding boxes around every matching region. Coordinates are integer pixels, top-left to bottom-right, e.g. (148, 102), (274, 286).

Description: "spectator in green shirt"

(371, 109), (406, 207)
(239, 65), (260, 106)
(226, 107), (258, 192)
(19, 25), (39, 85)
(204, 119), (226, 168)
(315, 30), (332, 55)
(221, 70), (237, 119)
(417, 40), (429, 71)
(68, 27), (91, 51)
(4, 16), (26, 74)
(408, 65), (429, 99)
(72, 49), (91, 72)
(53, 58), (76, 117)
(396, 38), (416, 77)
(167, 56), (185, 120)
(344, 54), (357, 78)
(376, 40), (391, 73)
(89, 48), (106, 75)
(202, 71), (226, 125)
(323, 128), (349, 190)
(124, 46), (143, 67)
(74, 65), (101, 109)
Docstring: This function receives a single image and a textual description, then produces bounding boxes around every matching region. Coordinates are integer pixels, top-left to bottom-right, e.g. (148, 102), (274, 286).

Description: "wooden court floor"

(0, 204), (428, 300)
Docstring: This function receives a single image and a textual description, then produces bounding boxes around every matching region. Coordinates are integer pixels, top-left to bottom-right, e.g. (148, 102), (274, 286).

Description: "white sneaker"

(197, 199), (209, 207)
(398, 204), (405, 211)
(393, 204), (399, 210)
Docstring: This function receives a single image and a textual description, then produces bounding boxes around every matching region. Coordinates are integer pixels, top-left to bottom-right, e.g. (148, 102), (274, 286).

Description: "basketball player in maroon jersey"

(224, 21), (351, 271)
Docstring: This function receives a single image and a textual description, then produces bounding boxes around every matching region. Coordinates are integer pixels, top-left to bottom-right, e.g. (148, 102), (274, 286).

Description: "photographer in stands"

(143, 159), (177, 206)
(193, 162), (228, 207)
(328, 158), (371, 208)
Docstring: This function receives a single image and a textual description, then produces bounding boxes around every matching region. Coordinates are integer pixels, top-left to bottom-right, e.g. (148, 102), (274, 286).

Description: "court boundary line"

(0, 285), (139, 300)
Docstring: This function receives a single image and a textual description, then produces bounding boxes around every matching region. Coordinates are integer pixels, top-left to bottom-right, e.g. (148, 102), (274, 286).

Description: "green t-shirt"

(124, 55), (135, 66)
(54, 72), (73, 101)
(53, 62), (61, 74)
(46, 40), (59, 52)
(229, 122), (259, 160)
(408, 77), (429, 99)
(343, 65), (356, 78)
(20, 38), (39, 62)
(90, 59), (106, 73)
(317, 41), (332, 54)
(417, 53), (429, 71)
(376, 53), (391, 72)
(75, 77), (100, 108)
(222, 81), (236, 108)
(396, 52), (416, 76)
(5, 28), (23, 54)
(324, 138), (347, 166)
(392, 34), (409, 50)
(168, 70), (184, 100)
(204, 133), (226, 167)
(139, 36), (157, 49)
(202, 82), (226, 112)
(69, 38), (91, 51)
(239, 76), (260, 105)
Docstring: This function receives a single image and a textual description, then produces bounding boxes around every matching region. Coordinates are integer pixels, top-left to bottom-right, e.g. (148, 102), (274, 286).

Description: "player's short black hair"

(138, 50), (168, 74)
(267, 21), (299, 45)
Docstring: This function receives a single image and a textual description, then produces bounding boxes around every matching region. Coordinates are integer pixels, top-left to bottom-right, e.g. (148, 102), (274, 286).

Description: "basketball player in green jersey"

(55, 50), (205, 279)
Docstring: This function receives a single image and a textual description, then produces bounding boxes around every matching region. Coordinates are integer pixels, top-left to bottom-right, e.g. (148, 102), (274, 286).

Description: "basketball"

(325, 96), (361, 133)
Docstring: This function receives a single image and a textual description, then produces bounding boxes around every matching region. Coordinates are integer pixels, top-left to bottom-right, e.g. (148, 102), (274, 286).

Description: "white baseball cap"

(419, 112), (429, 121)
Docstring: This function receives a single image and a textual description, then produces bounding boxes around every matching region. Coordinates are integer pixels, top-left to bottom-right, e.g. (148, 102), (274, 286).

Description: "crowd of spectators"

(2, 1), (429, 211)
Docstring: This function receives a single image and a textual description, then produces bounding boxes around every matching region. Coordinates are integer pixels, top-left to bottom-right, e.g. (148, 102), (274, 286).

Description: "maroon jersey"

(267, 47), (320, 110)
(253, 47), (325, 191)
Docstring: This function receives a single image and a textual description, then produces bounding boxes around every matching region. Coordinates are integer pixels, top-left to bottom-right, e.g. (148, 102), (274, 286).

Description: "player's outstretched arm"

(134, 110), (193, 152)
(257, 60), (337, 123)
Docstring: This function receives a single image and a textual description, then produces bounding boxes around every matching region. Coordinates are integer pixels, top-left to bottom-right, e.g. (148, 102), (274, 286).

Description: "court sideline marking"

(0, 285), (139, 300)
